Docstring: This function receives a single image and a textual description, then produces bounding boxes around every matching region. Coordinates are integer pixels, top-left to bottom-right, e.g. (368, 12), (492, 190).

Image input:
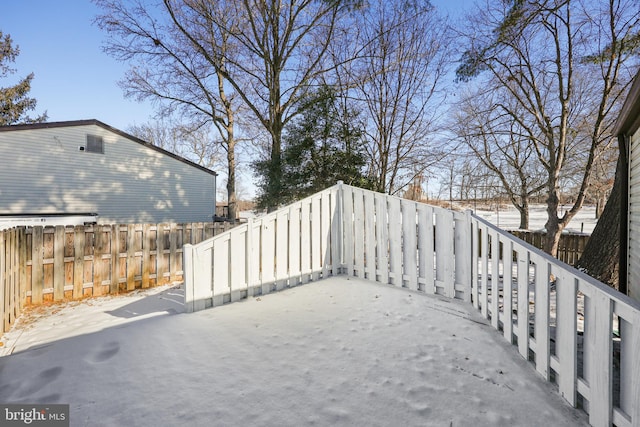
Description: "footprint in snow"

(86, 341), (120, 364)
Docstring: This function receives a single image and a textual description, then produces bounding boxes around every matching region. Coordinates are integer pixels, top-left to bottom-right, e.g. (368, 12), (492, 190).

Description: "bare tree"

(344, 0), (452, 195)
(452, 85), (546, 229)
(128, 119), (222, 170)
(95, 0), (241, 220)
(456, 0), (640, 256)
(211, 0), (351, 209)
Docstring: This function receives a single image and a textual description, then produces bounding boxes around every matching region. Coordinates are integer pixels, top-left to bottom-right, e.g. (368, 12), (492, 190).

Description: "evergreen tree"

(254, 86), (372, 208)
(0, 32), (47, 126)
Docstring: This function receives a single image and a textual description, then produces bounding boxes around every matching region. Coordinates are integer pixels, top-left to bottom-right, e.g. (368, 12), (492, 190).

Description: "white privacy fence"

(183, 185), (342, 312)
(183, 183), (470, 310)
(183, 182), (640, 427)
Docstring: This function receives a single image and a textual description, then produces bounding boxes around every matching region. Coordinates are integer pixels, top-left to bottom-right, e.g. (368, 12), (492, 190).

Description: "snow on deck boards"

(0, 277), (587, 426)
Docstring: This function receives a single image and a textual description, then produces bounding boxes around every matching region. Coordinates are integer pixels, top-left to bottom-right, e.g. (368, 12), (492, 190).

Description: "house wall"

(629, 129), (640, 300)
(0, 122), (216, 224)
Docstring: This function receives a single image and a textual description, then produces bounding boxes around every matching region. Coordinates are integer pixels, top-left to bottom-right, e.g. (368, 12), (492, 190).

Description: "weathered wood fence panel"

(509, 230), (589, 265)
(0, 222), (232, 334)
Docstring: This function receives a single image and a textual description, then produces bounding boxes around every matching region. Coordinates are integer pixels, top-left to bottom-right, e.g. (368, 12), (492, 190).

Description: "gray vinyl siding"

(0, 123), (216, 224)
(629, 129), (640, 300)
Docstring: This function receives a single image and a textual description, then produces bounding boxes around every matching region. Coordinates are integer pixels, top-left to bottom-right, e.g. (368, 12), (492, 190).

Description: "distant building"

(0, 119), (217, 227)
(615, 70), (640, 301)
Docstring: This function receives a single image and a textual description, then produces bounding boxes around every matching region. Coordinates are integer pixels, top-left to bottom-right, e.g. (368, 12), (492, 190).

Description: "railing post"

(183, 243), (195, 313)
(470, 216), (479, 309)
(333, 181), (344, 275)
(246, 218), (255, 297)
(1, 229), (5, 334)
(631, 312), (640, 425)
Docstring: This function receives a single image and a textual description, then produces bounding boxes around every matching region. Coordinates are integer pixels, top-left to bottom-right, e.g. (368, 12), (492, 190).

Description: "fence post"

(470, 216), (479, 309)
(246, 218), (255, 297)
(332, 181), (344, 275)
(31, 227), (43, 304)
(1, 229), (5, 333)
(18, 227), (27, 311)
(341, 184), (354, 277)
(53, 225), (65, 301)
(183, 243), (195, 313)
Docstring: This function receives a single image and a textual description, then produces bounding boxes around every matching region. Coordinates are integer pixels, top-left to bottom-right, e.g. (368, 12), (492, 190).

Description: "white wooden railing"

(472, 215), (640, 427)
(183, 185), (342, 312)
(183, 182), (640, 427)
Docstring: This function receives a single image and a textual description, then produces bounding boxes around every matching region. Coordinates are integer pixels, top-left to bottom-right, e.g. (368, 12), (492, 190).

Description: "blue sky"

(2, 0), (475, 132)
(3, 1), (155, 130)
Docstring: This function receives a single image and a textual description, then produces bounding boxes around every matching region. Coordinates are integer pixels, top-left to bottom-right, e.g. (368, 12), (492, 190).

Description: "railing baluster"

(491, 228), (500, 330)
(275, 210), (288, 291)
(454, 211), (472, 302)
(324, 189), (335, 277)
(417, 204), (434, 294)
(402, 200), (417, 290)
(556, 270), (577, 406)
(585, 291), (613, 426)
(502, 238), (514, 343)
(533, 255), (551, 380)
(481, 224), (490, 318)
(229, 227), (247, 301)
(353, 188), (365, 279)
(435, 210), (455, 298)
(375, 193), (389, 285)
(471, 218), (479, 309)
(262, 216), (276, 294)
(364, 192), (376, 282)
(299, 202), (311, 285)
(517, 247), (530, 359)
(311, 195), (321, 281)
(387, 197), (402, 287)
(288, 204), (301, 286)
(342, 185), (354, 277)
(212, 234), (229, 306)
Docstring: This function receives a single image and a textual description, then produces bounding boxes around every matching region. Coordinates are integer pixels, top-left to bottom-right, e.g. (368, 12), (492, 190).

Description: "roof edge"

(614, 70), (640, 136)
(0, 119), (218, 177)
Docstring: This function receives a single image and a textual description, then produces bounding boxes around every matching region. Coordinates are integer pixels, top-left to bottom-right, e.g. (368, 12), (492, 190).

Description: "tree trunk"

(576, 155), (621, 289)
(517, 195), (529, 230)
(544, 186), (562, 257)
(267, 130), (283, 212)
(227, 137), (237, 223)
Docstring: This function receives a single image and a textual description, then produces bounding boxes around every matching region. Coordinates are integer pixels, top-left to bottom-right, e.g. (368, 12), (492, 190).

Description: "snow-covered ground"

(471, 204), (598, 234)
(0, 278), (587, 426)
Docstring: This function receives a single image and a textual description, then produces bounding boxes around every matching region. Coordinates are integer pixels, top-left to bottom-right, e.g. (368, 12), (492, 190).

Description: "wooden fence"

(509, 230), (590, 265)
(1, 222), (233, 334)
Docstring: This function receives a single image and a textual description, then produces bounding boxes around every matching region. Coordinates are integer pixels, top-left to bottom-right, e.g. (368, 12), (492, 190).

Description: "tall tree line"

(95, 0), (640, 268)
(453, 0), (640, 257)
(94, 0), (450, 211)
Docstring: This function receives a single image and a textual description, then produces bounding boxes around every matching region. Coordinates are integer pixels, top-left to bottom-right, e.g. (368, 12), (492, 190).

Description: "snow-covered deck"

(0, 277), (587, 426)
(181, 183), (640, 426)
